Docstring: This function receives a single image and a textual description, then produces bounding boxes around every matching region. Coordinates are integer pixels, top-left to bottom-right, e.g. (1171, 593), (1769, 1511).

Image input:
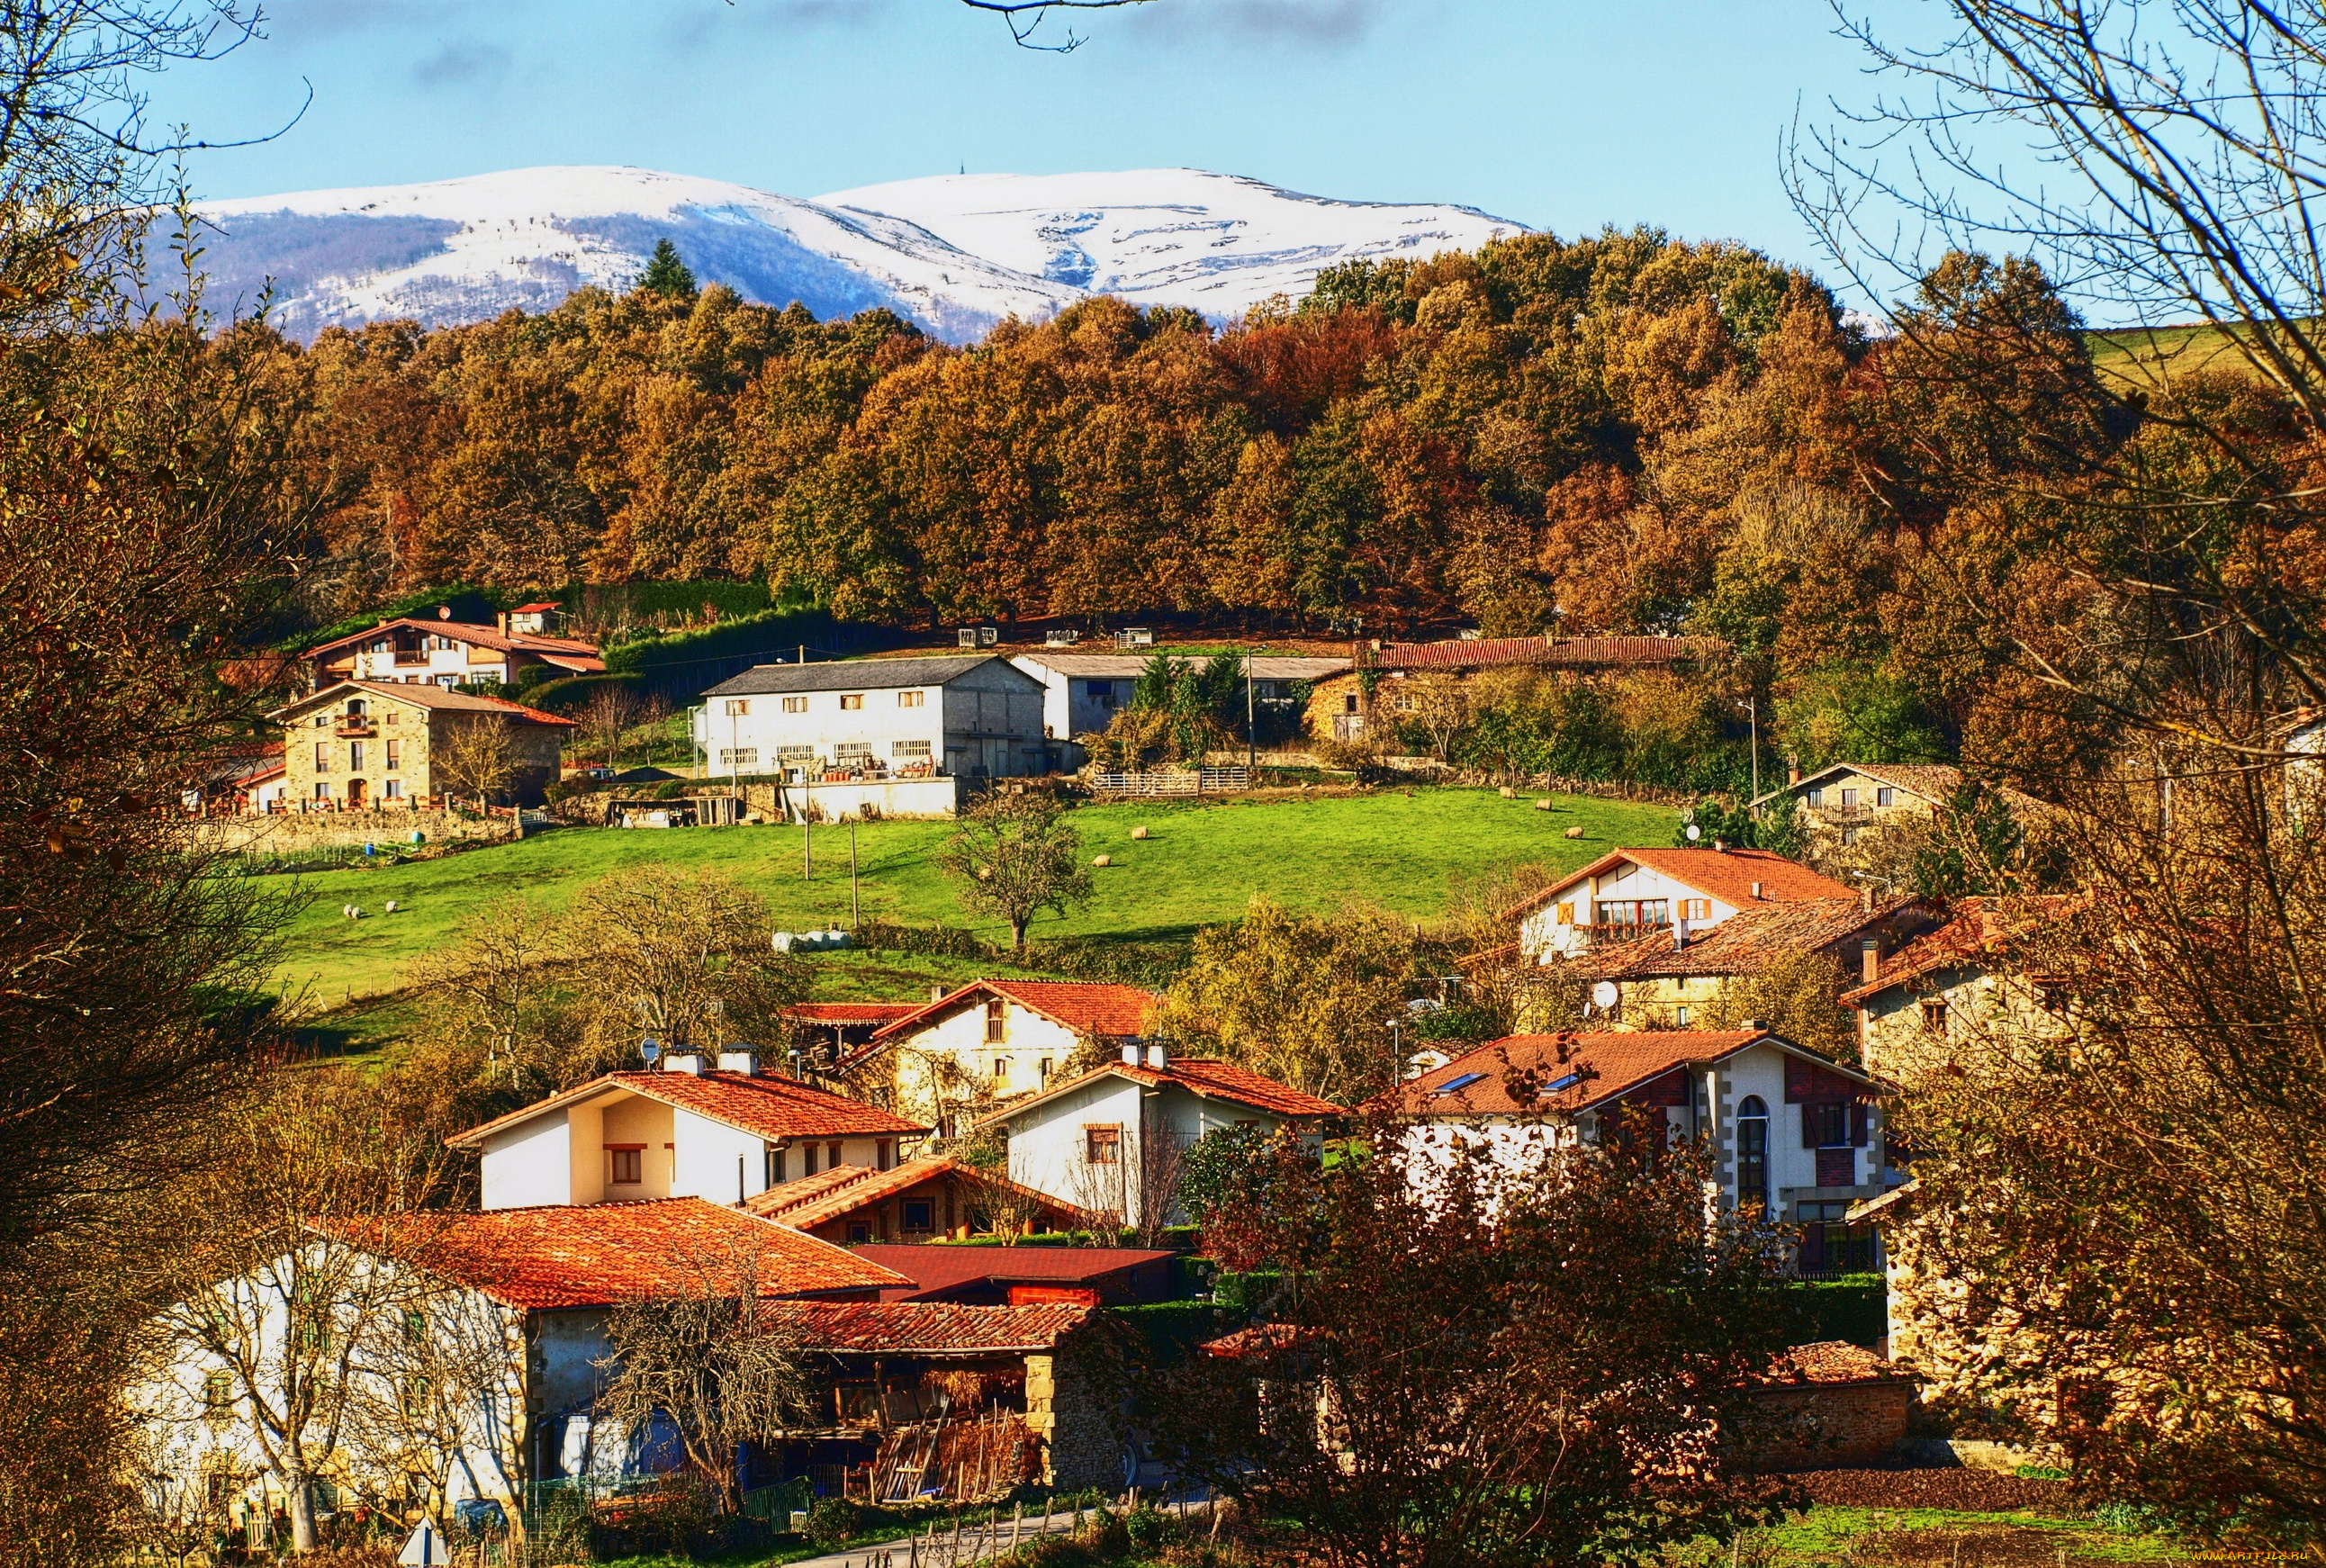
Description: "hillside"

(269, 789), (1677, 1005)
(189, 164), (1528, 343)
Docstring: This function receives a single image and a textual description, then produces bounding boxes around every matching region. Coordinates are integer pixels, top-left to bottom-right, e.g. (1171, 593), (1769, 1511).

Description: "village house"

(1310, 634), (1730, 743)
(846, 1244), (1179, 1307)
(1839, 895), (2081, 1078)
(1005, 651), (1350, 765)
(446, 1050), (932, 1212)
(696, 653), (1050, 789)
(1368, 1029), (1887, 1275)
(140, 1198), (1131, 1536)
(842, 980), (1166, 1139)
(300, 604), (602, 693)
(1750, 761), (2047, 852)
(744, 1154), (1091, 1246)
(1506, 845), (1859, 962)
(980, 1045), (1342, 1230)
(268, 680), (575, 810)
(781, 1001), (926, 1077)
(1580, 897), (1937, 1030)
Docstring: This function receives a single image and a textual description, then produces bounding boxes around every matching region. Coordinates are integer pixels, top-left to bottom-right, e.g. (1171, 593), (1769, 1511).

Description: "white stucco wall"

(887, 999), (1087, 1130)
(1004, 1074), (1294, 1227)
(672, 1106), (769, 1206)
(699, 661), (1049, 781)
(1519, 860), (1744, 961)
(482, 1113), (573, 1211)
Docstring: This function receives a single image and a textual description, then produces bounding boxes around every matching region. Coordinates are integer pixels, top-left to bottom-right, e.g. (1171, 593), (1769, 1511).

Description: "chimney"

(1672, 915), (1688, 951)
(1712, 839), (1728, 853)
(1145, 1042), (1168, 1069)
(664, 1051), (709, 1075)
(1121, 1042), (1141, 1067)
(496, 611), (509, 635)
(1861, 937), (1880, 984)
(929, 985), (947, 1002)
(1749, 881), (1764, 900)
(1787, 753), (1801, 788)
(717, 1049), (759, 1076)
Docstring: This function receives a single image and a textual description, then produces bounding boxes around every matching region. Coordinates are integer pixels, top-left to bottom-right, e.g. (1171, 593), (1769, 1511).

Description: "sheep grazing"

(1563, 825), (1586, 839)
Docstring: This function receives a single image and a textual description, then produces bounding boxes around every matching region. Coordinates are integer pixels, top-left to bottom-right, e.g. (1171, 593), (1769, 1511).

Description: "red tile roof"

(446, 1068), (928, 1150)
(1583, 898), (1914, 979)
(327, 1198), (907, 1310)
(866, 980), (1163, 1050)
(1838, 895), (2083, 1005)
(1367, 1030), (1872, 1118)
(786, 1002), (924, 1026)
(848, 1244), (1175, 1302)
(980, 1057), (1341, 1130)
(270, 680), (577, 728)
(1371, 635), (1730, 671)
(744, 1156), (1090, 1231)
(302, 616), (602, 668)
(1754, 1340), (1907, 1386)
(1507, 847), (1857, 920)
(763, 1300), (1095, 1355)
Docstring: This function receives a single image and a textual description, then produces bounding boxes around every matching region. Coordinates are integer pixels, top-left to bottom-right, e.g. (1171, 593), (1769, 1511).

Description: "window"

(313, 714), (329, 728)
(782, 696), (807, 713)
(203, 1368), (234, 1414)
(1086, 1126), (1122, 1165)
(347, 741), (365, 770)
(1555, 901), (1575, 924)
(893, 740), (932, 759)
(1841, 826), (1861, 845)
(839, 693), (864, 709)
(1806, 1102), (1853, 1148)
(992, 1058), (1010, 1083)
(847, 1222), (872, 1244)
(876, 1140), (893, 1171)
(385, 710), (398, 725)
(723, 699), (750, 716)
(827, 1140), (843, 1169)
(1038, 1057), (1053, 1081)
(898, 689), (924, 707)
(1735, 1095), (1769, 1209)
(1673, 1005), (1690, 1026)
(986, 997), (1006, 1042)
(717, 747), (758, 766)
(1795, 1199), (1878, 1275)
(1805, 787), (1825, 807)
(314, 743), (330, 771)
(1840, 788), (1859, 807)
(383, 779), (402, 799)
(1921, 996), (1950, 1034)
(834, 742), (873, 761)
(1086, 680), (1117, 705)
(608, 1147), (643, 1185)
(1434, 1072), (1487, 1095)
(312, 781), (331, 800)
(776, 745), (815, 764)
(384, 739), (401, 769)
(1876, 786), (1896, 807)
(1681, 898), (1711, 920)
(765, 1147), (785, 1187)
(1344, 693), (1359, 714)
(903, 1199), (935, 1231)
(802, 1143), (818, 1176)
(1592, 899), (1670, 930)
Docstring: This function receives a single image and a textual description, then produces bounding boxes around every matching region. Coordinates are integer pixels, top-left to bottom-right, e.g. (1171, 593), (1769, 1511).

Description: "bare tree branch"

(960, 0), (1158, 52)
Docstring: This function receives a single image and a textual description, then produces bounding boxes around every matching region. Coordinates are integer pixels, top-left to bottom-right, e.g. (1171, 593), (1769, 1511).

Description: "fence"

(1087, 767), (1250, 798)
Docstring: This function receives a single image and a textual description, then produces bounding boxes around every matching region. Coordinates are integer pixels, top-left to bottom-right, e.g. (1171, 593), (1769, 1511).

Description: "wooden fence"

(1087, 766), (1250, 797)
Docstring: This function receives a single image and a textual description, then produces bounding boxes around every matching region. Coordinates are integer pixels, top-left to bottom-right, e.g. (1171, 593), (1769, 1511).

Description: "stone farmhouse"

(1840, 895), (2082, 1077)
(1311, 635), (1729, 744)
(981, 1045), (1342, 1230)
(1369, 1028), (1887, 1275)
(842, 980), (1166, 1140)
(268, 680), (574, 810)
(1505, 845), (1858, 962)
(300, 604), (601, 692)
(1750, 761), (2048, 852)
(696, 653), (1050, 786)
(1580, 897), (1937, 1030)
(446, 1050), (931, 1212)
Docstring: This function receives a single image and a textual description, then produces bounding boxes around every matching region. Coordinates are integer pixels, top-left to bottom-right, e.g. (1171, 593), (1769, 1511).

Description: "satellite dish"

(1590, 980), (1621, 1010)
(1685, 823), (1701, 841)
(640, 1037), (662, 1065)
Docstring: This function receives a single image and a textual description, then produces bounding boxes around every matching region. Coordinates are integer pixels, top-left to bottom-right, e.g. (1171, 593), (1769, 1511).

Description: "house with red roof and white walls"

(840, 979), (1166, 1140)
(445, 1046), (932, 1211)
(1366, 1029), (1889, 1276)
(298, 603), (601, 694)
(1504, 845), (1859, 968)
(978, 1044), (1342, 1232)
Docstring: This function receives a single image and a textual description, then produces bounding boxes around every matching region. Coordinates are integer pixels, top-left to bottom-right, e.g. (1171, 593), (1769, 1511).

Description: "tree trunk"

(285, 1469), (318, 1552)
(1010, 917), (1027, 953)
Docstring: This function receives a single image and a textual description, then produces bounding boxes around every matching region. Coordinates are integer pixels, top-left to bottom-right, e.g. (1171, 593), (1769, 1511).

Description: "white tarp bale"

(397, 1519), (451, 1565)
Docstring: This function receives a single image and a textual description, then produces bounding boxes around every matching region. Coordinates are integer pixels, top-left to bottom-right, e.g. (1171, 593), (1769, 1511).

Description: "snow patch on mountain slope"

(818, 168), (1528, 316)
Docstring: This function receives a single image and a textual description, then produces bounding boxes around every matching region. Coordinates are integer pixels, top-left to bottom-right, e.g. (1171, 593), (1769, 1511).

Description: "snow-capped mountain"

(190, 166), (1529, 344)
(822, 169), (1525, 316)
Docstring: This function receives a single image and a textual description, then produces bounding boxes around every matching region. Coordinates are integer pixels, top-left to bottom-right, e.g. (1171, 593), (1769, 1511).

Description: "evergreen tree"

(638, 238), (697, 299)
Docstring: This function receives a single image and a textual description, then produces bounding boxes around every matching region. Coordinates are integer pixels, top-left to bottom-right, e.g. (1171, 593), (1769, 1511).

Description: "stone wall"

(1742, 1380), (1915, 1470)
(192, 807), (517, 858)
(1024, 1344), (1122, 1491)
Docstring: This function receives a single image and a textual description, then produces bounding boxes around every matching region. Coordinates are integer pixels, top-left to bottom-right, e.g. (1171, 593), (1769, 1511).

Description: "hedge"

(599, 608), (911, 704)
(1784, 1275), (1887, 1347)
(1111, 1302), (1231, 1363)
(275, 582), (505, 653)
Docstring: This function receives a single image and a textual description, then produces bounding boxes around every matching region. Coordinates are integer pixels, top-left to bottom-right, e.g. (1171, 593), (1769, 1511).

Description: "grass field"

(2086, 320), (2263, 390)
(266, 788), (1676, 1005)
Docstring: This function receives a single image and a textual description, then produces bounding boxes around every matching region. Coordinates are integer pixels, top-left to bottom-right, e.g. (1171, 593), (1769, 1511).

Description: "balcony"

(1573, 921), (1671, 950)
(334, 718), (376, 738)
(392, 651), (430, 667)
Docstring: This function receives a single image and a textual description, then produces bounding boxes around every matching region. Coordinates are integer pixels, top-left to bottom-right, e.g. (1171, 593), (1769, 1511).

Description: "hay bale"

(1563, 825), (1586, 839)
(1093, 853), (1113, 867)
(1131, 826), (1150, 841)
(1499, 786), (1517, 799)
(1533, 798), (1554, 812)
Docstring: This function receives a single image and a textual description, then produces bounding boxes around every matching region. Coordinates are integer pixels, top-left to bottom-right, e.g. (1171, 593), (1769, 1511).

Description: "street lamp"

(1735, 695), (1760, 806)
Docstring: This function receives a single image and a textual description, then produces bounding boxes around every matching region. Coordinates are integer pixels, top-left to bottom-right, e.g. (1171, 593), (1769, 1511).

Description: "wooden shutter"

(1851, 1103), (1870, 1147)
(1801, 1104), (1820, 1149)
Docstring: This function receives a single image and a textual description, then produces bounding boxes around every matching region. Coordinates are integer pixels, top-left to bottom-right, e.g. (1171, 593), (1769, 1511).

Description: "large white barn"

(695, 653), (1050, 782)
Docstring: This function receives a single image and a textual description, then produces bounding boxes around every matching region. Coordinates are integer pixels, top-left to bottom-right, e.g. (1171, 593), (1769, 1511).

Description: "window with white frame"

(893, 740), (932, 759)
(898, 689), (924, 707)
(782, 696), (807, 713)
(834, 742), (873, 761)
(723, 699), (750, 716)
(776, 745), (815, 764)
(718, 748), (758, 766)
(839, 693), (864, 709)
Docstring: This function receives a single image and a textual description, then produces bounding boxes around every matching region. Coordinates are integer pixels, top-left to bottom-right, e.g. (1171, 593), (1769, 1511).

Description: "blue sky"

(149, 1), (1884, 283)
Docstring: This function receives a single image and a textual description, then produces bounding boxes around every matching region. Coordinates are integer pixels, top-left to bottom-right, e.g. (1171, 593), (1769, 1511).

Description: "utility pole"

(804, 800), (813, 882)
(1737, 695), (1760, 807)
(849, 816), (861, 930)
(1245, 660), (1256, 772)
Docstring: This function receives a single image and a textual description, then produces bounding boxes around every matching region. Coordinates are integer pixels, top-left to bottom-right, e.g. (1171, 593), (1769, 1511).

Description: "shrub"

(805, 1497), (863, 1549)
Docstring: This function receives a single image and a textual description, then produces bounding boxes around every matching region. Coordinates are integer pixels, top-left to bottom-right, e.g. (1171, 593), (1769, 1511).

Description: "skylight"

(1539, 1072), (1583, 1095)
(1434, 1072), (1486, 1095)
